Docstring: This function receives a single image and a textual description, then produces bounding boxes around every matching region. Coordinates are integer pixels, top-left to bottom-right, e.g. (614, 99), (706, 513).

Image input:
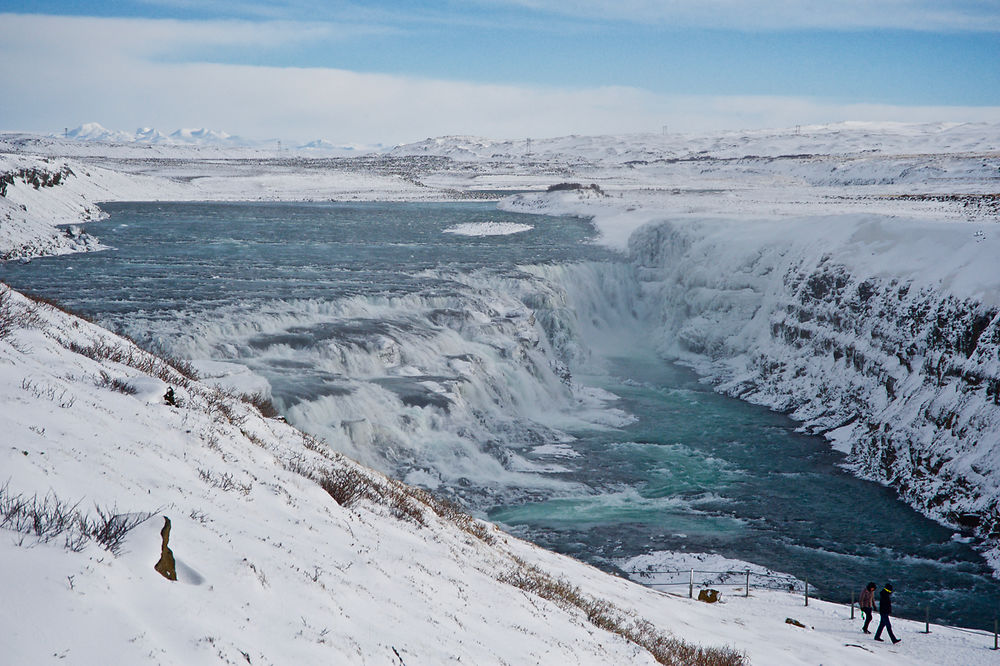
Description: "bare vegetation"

(0, 482), (154, 554)
(68, 338), (197, 386)
(197, 469), (253, 496)
(319, 466), (376, 508)
(96, 370), (138, 395)
(315, 462), (498, 540)
(203, 386), (248, 427)
(0, 165), (74, 197)
(319, 466), (425, 525)
(0, 285), (44, 340)
(240, 391), (281, 419)
(406, 486), (496, 544)
(0, 286), (15, 340)
(20, 378), (76, 408)
(546, 182), (605, 195)
(499, 558), (748, 666)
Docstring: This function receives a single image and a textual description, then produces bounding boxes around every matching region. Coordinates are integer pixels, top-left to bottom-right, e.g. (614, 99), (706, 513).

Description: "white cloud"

(1, 13), (997, 145)
(492, 0), (1000, 32)
(0, 12), (387, 59)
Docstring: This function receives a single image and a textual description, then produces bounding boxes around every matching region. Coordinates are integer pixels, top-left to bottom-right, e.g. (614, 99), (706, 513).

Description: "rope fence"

(623, 568), (1000, 651)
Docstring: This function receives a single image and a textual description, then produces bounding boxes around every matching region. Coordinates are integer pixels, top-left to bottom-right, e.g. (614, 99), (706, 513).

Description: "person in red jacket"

(859, 582), (877, 633)
(874, 582), (901, 644)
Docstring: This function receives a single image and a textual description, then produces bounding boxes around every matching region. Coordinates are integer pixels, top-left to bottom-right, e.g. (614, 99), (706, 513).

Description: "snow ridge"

(55, 122), (380, 154)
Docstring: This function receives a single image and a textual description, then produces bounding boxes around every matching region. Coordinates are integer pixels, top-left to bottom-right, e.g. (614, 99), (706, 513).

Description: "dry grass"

(96, 370), (138, 395)
(319, 466), (377, 508)
(197, 469), (253, 496)
(499, 558), (748, 666)
(240, 391), (281, 419)
(0, 482), (154, 554)
(406, 487), (496, 544)
(0, 285), (44, 340)
(202, 386), (248, 427)
(68, 338), (197, 387)
(314, 463), (499, 539)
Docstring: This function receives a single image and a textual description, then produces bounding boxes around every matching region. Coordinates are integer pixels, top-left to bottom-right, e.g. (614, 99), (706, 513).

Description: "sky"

(1, 1), (999, 145)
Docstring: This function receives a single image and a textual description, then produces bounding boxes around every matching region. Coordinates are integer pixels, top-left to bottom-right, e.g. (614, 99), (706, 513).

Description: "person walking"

(859, 582), (876, 634)
(874, 582), (901, 644)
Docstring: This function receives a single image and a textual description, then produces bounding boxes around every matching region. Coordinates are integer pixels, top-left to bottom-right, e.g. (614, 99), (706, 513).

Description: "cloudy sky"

(2, 1), (999, 145)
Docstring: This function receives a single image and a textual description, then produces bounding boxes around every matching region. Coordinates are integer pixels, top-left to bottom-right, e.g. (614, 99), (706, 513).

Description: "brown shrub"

(241, 391), (281, 419)
(319, 467), (377, 507)
(68, 338), (195, 388)
(0, 285), (44, 339)
(96, 371), (138, 395)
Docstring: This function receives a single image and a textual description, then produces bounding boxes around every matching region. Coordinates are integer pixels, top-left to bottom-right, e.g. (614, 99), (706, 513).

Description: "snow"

(442, 221), (534, 236)
(54, 122), (384, 155)
(3, 120), (1000, 663)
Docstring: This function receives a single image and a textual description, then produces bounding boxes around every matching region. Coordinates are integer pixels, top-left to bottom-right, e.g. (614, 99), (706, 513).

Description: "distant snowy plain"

(2, 121), (1000, 664)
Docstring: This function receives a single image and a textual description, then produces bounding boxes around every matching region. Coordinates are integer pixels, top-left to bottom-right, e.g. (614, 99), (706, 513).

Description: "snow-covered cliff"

(620, 214), (1000, 565)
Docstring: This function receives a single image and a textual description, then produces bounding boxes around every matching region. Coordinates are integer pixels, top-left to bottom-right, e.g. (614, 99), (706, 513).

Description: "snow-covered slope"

(0, 286), (704, 664)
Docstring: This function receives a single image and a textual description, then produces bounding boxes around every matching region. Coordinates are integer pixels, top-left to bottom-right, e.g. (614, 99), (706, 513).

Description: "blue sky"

(2, 1), (999, 144)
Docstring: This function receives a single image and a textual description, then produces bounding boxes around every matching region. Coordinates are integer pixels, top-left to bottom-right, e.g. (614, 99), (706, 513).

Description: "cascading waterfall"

(128, 262), (646, 506)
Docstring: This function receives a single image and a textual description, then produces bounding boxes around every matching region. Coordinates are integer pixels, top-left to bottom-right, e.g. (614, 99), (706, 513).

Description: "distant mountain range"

(56, 122), (381, 154)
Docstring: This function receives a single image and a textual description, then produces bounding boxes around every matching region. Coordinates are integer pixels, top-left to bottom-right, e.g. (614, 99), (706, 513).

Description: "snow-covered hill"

(392, 122), (1000, 163)
(0, 154), (179, 260)
(48, 122), (380, 155)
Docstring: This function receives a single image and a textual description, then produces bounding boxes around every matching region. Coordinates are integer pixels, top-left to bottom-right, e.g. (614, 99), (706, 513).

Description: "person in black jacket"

(874, 582), (901, 644)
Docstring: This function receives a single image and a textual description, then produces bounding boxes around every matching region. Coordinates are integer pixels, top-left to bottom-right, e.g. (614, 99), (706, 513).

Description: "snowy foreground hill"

(2, 122), (1000, 663)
